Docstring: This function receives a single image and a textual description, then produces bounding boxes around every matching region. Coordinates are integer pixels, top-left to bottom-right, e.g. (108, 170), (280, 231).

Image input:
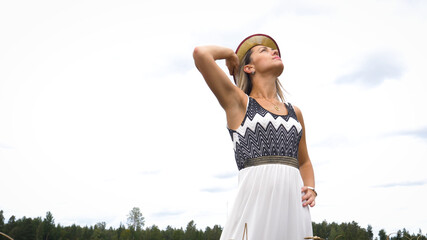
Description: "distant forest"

(0, 208), (425, 240)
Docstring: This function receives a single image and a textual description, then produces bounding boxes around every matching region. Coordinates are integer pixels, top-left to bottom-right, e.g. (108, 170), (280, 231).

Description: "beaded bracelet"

(307, 186), (317, 196)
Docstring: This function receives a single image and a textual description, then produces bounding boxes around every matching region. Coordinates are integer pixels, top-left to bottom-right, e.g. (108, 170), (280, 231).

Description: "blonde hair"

(235, 48), (286, 102)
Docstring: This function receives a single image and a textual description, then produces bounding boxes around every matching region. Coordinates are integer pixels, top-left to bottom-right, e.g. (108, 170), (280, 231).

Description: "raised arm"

(193, 46), (246, 112)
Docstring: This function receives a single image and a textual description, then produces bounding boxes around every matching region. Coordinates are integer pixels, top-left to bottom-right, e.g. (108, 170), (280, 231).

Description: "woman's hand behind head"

(226, 52), (239, 76)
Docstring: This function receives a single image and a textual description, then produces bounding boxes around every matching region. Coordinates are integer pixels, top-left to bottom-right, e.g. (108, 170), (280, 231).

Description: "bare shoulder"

(291, 104), (304, 121)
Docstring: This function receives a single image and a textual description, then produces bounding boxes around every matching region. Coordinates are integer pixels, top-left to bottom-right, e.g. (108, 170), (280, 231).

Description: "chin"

(274, 65), (284, 77)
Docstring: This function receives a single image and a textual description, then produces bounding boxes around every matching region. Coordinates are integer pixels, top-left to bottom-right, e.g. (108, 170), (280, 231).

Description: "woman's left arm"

(294, 105), (317, 207)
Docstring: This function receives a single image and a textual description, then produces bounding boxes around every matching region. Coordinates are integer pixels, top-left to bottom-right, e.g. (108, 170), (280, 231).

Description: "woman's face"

(249, 45), (283, 76)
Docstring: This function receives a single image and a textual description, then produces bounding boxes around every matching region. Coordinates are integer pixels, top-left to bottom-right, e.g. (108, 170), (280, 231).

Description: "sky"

(1, 0), (426, 237)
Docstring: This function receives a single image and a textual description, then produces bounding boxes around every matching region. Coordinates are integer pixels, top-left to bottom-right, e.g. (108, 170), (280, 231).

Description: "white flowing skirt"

(220, 164), (312, 240)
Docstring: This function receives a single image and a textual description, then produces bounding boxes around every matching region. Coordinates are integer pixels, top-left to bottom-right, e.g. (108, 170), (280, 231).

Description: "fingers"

(301, 187), (316, 207)
(227, 64), (238, 77)
(232, 65), (238, 76)
(227, 66), (233, 76)
(226, 54), (239, 76)
(226, 61), (236, 76)
(302, 195), (315, 207)
(302, 196), (314, 207)
(310, 200), (316, 207)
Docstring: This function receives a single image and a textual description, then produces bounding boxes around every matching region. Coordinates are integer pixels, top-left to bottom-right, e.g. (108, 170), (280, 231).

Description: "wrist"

(217, 46), (234, 59)
(225, 49), (237, 60)
(307, 186), (317, 197)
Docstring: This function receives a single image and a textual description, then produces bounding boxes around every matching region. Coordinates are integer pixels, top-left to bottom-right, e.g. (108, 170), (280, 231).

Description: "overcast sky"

(1, 0), (426, 237)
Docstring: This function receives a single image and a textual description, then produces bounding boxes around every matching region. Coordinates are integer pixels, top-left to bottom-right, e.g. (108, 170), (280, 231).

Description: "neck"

(249, 75), (278, 100)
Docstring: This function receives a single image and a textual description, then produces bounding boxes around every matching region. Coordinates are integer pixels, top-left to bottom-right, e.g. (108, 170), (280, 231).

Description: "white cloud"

(336, 51), (404, 87)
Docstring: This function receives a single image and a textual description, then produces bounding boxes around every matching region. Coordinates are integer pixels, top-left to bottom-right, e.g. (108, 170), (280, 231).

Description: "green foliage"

(379, 229), (387, 240)
(0, 209), (425, 240)
(367, 225), (374, 240)
(312, 220), (426, 240)
(127, 207), (145, 232)
(144, 225), (163, 240)
(119, 229), (132, 240)
(184, 220), (202, 240)
(171, 227), (184, 240)
(0, 210), (4, 232)
(204, 225), (222, 240)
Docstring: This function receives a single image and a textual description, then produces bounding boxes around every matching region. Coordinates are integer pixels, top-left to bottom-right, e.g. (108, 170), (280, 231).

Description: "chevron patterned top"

(228, 96), (303, 170)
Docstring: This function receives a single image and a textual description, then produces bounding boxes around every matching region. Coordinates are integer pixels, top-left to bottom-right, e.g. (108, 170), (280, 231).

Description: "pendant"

(274, 106), (280, 111)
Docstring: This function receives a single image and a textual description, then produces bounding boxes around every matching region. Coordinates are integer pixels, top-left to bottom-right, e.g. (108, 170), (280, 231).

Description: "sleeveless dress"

(220, 96), (313, 240)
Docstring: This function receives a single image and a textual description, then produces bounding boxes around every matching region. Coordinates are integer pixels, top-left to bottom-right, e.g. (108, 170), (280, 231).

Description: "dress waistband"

(243, 156), (299, 169)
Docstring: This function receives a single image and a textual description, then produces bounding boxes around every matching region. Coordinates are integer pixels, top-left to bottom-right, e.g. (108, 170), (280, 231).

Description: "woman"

(193, 34), (316, 239)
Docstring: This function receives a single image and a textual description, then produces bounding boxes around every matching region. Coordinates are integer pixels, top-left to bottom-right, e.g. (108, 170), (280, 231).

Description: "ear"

(243, 65), (254, 74)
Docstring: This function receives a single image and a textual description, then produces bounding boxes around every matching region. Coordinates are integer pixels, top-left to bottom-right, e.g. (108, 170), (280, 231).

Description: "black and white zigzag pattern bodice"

(228, 97), (303, 170)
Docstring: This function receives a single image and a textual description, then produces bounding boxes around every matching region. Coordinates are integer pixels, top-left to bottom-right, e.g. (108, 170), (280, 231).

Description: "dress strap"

(246, 95), (250, 109)
(285, 102), (299, 121)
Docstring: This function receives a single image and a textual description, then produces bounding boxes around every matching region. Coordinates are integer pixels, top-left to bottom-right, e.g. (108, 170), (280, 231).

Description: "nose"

(272, 49), (279, 56)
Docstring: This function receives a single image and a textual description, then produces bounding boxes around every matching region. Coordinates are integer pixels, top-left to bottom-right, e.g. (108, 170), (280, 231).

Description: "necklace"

(252, 96), (281, 111)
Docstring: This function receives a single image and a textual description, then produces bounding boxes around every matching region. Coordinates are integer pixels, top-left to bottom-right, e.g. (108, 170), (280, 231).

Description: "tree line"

(0, 209), (425, 240)
(312, 221), (426, 240)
